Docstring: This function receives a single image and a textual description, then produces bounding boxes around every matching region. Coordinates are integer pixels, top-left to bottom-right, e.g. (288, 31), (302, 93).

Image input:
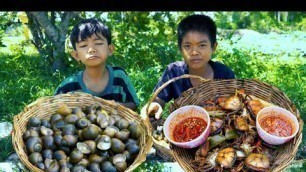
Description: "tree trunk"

(277, 12), (281, 22)
(52, 43), (66, 72)
(26, 12), (80, 72)
(281, 12), (288, 22)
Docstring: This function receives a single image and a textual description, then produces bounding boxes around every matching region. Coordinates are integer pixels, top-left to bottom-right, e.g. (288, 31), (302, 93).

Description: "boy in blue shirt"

(143, 14), (235, 118)
(54, 18), (139, 111)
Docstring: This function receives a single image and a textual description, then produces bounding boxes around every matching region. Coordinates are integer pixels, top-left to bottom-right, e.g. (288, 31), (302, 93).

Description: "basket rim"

(145, 74), (208, 115)
(166, 79), (304, 172)
(143, 74), (208, 161)
(12, 91), (153, 172)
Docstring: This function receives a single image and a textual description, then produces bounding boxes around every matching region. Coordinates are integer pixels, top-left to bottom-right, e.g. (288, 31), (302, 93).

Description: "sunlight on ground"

(219, 30), (306, 64)
(0, 36), (38, 55)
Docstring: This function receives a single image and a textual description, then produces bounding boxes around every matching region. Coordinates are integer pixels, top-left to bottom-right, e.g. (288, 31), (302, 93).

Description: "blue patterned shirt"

(153, 60), (235, 103)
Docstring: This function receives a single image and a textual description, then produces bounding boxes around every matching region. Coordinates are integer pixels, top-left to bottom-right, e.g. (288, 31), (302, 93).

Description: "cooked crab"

(210, 117), (225, 135)
(245, 153), (270, 172)
(216, 147), (237, 169)
(246, 100), (264, 118)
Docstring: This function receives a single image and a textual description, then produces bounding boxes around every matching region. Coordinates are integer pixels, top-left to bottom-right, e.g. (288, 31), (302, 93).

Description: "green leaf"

(208, 134), (227, 150)
(225, 128), (239, 140)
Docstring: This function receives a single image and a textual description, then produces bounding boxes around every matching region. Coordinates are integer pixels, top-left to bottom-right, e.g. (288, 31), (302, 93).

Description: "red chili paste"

(259, 115), (293, 137)
(173, 117), (207, 142)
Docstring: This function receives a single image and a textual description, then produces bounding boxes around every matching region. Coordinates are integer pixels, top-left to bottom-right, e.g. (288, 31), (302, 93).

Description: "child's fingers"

(149, 102), (162, 119)
(140, 102), (163, 120)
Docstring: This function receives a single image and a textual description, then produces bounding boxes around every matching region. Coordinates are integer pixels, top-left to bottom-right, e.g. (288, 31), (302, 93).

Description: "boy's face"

(180, 31), (217, 70)
(71, 33), (114, 68)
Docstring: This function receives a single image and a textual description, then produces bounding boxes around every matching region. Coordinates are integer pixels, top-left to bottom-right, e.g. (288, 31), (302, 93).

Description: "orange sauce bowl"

(163, 105), (211, 149)
(256, 106), (299, 145)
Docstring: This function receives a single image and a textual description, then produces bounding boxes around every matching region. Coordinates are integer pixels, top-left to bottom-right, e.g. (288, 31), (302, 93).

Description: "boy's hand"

(140, 102), (163, 120)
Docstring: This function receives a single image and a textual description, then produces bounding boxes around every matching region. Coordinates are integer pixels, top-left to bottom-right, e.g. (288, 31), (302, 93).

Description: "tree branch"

(60, 12), (80, 42)
(29, 12), (59, 44)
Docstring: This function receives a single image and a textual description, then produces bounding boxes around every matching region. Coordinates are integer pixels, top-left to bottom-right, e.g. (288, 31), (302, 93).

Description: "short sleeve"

(113, 68), (140, 107)
(153, 62), (192, 103)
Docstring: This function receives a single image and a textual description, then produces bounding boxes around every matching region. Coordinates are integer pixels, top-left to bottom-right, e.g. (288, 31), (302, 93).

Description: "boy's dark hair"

(177, 14), (217, 50)
(70, 18), (112, 50)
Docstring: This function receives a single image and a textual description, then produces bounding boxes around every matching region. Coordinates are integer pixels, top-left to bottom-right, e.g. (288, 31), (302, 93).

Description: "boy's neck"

(84, 66), (107, 82)
(189, 63), (213, 87)
(189, 63), (212, 78)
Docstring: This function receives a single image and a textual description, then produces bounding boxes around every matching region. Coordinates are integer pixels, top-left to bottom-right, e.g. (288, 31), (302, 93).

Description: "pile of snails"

(23, 103), (142, 172)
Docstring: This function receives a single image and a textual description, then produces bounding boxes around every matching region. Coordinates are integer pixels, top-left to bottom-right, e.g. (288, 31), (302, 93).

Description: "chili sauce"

(173, 117), (207, 142)
(259, 115), (293, 137)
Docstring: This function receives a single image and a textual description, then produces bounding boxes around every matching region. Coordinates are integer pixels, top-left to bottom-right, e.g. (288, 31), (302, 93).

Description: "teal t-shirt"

(54, 65), (139, 107)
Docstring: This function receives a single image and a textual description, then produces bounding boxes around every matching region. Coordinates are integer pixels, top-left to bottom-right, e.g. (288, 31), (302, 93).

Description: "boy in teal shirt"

(54, 18), (139, 111)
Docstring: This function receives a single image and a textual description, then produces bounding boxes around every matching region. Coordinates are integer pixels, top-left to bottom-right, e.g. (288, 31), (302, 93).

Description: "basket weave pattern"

(145, 74), (208, 161)
(12, 92), (153, 172)
(168, 79), (303, 172)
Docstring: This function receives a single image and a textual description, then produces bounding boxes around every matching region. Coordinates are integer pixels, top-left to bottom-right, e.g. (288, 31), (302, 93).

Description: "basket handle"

(145, 74), (208, 115)
(23, 96), (52, 112)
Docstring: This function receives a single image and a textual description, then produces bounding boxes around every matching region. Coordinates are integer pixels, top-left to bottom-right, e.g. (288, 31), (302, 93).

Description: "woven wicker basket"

(168, 78), (303, 172)
(12, 92), (153, 172)
(144, 74), (208, 161)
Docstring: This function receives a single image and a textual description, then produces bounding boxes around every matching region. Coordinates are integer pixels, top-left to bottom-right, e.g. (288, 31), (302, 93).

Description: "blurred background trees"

(4, 11), (305, 72)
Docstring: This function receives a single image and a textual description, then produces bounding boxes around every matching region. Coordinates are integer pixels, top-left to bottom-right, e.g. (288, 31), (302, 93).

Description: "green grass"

(0, 54), (63, 122)
(0, 33), (305, 170)
(0, 53), (64, 161)
(134, 160), (164, 171)
(0, 36), (37, 55)
(0, 136), (14, 162)
(284, 159), (306, 172)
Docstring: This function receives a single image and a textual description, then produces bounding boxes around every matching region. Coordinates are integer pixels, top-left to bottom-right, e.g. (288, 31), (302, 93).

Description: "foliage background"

(0, 11), (305, 170)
